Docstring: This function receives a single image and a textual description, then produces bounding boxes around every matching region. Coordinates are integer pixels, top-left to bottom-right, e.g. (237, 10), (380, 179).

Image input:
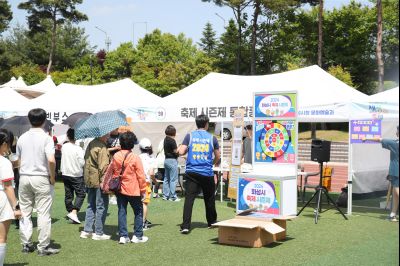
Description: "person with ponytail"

(0, 130), (22, 265)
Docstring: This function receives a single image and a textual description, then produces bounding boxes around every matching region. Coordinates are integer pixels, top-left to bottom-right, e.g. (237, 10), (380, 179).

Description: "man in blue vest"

(178, 114), (220, 234)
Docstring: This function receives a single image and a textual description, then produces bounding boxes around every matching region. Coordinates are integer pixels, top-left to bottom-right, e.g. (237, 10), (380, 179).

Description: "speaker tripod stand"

(297, 162), (348, 224)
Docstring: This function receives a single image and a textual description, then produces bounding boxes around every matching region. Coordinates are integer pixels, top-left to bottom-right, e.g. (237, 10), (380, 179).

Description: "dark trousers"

(181, 172), (217, 230)
(116, 194), (143, 238)
(63, 175), (86, 212)
(154, 168), (164, 193)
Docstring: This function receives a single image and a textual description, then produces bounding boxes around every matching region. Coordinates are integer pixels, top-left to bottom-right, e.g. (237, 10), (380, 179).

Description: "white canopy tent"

(0, 87), (31, 118)
(21, 75), (56, 94)
(28, 78), (163, 123)
(152, 65), (369, 123)
(0, 76), (28, 89)
(347, 87), (399, 213)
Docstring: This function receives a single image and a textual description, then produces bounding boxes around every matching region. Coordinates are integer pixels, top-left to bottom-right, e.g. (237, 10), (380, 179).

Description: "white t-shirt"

(61, 142), (85, 177)
(139, 153), (156, 183)
(0, 156), (14, 191)
(16, 128), (55, 177)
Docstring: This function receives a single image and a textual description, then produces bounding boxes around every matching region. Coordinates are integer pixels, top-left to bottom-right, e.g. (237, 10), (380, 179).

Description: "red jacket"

(110, 150), (147, 196)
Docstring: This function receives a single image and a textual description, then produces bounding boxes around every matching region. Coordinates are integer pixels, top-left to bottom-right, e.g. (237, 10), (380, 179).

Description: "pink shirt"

(110, 150), (147, 196)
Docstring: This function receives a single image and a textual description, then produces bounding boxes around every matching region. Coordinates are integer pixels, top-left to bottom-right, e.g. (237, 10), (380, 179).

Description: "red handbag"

(108, 151), (131, 193)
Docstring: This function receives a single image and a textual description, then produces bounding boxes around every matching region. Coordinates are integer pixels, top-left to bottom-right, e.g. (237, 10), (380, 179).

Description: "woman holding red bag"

(109, 132), (147, 244)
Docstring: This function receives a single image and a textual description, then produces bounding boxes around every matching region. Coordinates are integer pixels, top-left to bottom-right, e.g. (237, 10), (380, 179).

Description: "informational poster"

(227, 165), (241, 199)
(254, 93), (297, 119)
(231, 109), (245, 166)
(237, 176), (281, 217)
(350, 119), (382, 144)
(254, 120), (296, 164)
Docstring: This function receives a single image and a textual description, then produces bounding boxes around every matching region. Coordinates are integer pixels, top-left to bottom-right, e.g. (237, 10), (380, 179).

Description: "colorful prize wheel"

(259, 122), (290, 159)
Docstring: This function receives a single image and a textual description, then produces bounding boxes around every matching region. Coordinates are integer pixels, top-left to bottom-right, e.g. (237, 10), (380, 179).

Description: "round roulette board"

(259, 122), (290, 158)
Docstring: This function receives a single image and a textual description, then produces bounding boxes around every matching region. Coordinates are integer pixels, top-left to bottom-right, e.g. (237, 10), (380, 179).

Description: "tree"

(317, 0), (323, 67)
(132, 29), (216, 96)
(327, 65), (354, 87)
(198, 22), (218, 56)
(202, 0), (251, 74)
(0, 0), (12, 34)
(102, 42), (136, 81)
(18, 0), (88, 74)
(10, 63), (45, 85)
(376, 0), (384, 92)
(381, 0), (399, 84)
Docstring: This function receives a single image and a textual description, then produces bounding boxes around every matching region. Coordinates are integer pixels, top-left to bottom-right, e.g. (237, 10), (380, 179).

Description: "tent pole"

(220, 120), (224, 202)
(347, 120), (353, 215)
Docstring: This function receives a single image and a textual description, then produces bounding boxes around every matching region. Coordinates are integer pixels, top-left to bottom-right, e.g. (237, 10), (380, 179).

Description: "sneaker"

(180, 228), (189, 234)
(37, 246), (60, 256)
(80, 231), (92, 239)
(92, 234), (111, 241)
(119, 236), (131, 244)
(131, 235), (149, 243)
(67, 212), (81, 224)
(153, 194), (160, 198)
(169, 198), (181, 202)
(143, 224), (149, 231)
(109, 196), (118, 205)
(144, 219), (152, 225)
(22, 243), (35, 254)
(389, 215), (399, 222)
(162, 197), (168, 201)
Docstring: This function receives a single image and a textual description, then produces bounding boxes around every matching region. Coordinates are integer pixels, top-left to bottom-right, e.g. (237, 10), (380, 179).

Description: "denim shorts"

(389, 176), (399, 188)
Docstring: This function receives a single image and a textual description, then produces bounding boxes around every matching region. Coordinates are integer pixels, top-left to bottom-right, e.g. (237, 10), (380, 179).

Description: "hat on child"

(139, 138), (152, 149)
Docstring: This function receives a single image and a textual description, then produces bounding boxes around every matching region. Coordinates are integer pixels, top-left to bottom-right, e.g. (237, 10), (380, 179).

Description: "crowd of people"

(1, 108), (398, 265)
(0, 109), (221, 263)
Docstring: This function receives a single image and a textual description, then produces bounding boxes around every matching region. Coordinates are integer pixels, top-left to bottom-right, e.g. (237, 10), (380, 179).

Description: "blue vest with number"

(186, 130), (214, 177)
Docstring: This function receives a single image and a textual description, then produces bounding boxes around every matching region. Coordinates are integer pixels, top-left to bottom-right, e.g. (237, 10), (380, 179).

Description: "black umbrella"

(62, 112), (92, 128)
(0, 116), (54, 137)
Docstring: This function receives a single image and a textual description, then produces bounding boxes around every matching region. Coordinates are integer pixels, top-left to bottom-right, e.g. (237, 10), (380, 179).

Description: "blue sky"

(7, 0), (372, 51)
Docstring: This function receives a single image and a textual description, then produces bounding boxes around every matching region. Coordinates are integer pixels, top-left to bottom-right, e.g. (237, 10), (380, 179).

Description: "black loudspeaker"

(311, 139), (331, 163)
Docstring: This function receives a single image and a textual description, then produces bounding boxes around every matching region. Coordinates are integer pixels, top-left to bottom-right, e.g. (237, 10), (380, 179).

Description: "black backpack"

(336, 186), (348, 208)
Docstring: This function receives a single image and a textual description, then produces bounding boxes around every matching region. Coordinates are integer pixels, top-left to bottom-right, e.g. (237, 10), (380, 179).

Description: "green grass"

(5, 184), (399, 266)
(299, 130), (349, 142)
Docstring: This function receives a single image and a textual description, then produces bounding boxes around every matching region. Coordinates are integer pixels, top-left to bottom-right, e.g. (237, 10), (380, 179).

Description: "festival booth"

(346, 87), (399, 211)
(147, 66), (369, 208)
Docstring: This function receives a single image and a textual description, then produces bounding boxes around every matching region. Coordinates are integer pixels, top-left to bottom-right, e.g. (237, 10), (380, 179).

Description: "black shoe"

(37, 246), (60, 256)
(22, 243), (35, 254)
(144, 219), (152, 226)
(208, 221), (218, 229)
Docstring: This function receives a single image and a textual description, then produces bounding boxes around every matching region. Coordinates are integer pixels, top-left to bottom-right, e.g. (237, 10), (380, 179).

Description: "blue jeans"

(116, 194), (143, 238)
(83, 188), (109, 235)
(163, 158), (178, 199)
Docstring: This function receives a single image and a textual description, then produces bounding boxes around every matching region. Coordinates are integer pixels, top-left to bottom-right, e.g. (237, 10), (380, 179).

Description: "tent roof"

(164, 65), (368, 108)
(159, 65), (369, 122)
(0, 87), (31, 117)
(29, 78), (162, 112)
(19, 75), (56, 94)
(368, 87), (399, 103)
(0, 76), (28, 89)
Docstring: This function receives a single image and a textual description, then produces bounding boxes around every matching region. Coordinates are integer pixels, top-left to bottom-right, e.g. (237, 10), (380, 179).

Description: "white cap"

(139, 138), (152, 149)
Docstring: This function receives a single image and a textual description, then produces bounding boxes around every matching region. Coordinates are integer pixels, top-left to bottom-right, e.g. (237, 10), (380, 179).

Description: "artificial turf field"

(5, 184), (399, 266)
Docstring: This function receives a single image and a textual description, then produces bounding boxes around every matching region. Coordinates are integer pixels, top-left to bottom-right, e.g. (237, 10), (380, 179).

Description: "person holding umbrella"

(80, 133), (111, 240)
(75, 110), (129, 240)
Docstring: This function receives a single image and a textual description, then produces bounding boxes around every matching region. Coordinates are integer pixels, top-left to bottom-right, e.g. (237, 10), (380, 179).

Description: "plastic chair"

(302, 166), (334, 203)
